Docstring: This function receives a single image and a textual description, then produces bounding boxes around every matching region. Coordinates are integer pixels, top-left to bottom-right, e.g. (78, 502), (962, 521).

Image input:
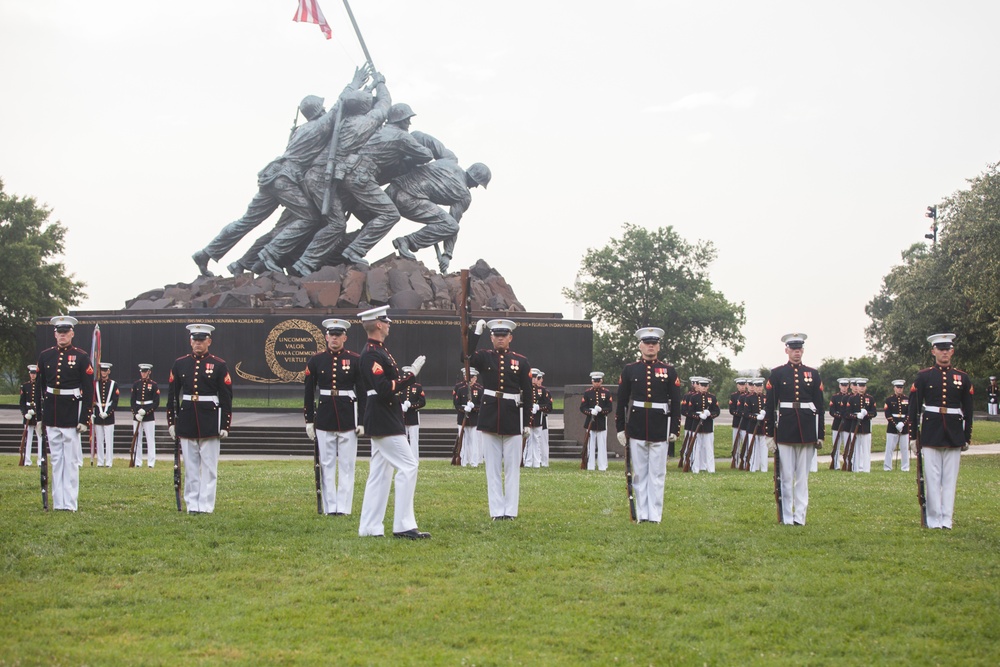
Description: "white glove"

(522, 427), (531, 438)
(474, 319), (486, 335)
(76, 423), (87, 434)
(766, 436), (776, 453)
(355, 425), (365, 436)
(757, 410), (767, 421)
(306, 423), (316, 440)
(464, 401), (474, 413)
(896, 421), (905, 432)
(531, 404), (540, 414)
(220, 429), (229, 439)
(668, 433), (677, 443)
(410, 355), (426, 376)
(100, 411), (108, 419)
(700, 410), (711, 420)
(815, 439), (823, 450)
(617, 432), (626, 446)
(137, 409), (146, 419)
(858, 409), (868, 419)
(35, 423), (43, 437)
(591, 406), (601, 416)
(401, 400), (411, 412)
(168, 425), (176, 438)
(25, 409), (35, 420)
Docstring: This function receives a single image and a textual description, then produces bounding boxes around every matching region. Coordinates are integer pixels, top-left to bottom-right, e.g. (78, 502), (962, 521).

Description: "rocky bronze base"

(127, 257), (525, 313)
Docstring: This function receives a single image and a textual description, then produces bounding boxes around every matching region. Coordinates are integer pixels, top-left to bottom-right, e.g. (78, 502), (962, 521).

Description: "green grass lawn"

(2, 452), (999, 665)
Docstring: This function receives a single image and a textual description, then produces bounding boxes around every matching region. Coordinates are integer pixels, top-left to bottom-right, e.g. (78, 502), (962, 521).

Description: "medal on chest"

(205, 363), (215, 376)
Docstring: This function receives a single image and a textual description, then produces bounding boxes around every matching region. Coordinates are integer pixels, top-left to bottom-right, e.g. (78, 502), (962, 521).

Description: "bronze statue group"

(21, 315), (975, 534)
(191, 65), (491, 280)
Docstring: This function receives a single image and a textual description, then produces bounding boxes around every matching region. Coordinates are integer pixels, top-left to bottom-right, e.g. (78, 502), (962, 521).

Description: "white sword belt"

(922, 405), (962, 415)
(136, 400), (155, 405)
(482, 388), (523, 404)
(182, 394), (219, 404)
(779, 401), (816, 411)
(47, 386), (81, 397)
(632, 400), (668, 412)
(320, 389), (356, 398)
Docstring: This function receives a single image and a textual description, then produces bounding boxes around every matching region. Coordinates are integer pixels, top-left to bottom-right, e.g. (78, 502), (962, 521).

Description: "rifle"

(914, 430), (927, 528)
(740, 421), (763, 471)
(624, 432), (637, 523)
(581, 419), (593, 470)
(829, 429), (841, 470)
(681, 419), (703, 473)
(842, 420), (861, 472)
(312, 431), (323, 514)
(89, 323), (101, 466)
(128, 420), (141, 468)
(451, 269), (472, 466)
(730, 412), (747, 468)
(173, 436), (183, 512)
(772, 438), (782, 523)
(18, 423), (28, 466)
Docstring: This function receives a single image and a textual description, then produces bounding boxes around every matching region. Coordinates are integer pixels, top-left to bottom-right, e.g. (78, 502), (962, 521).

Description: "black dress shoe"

(393, 529), (431, 539)
(503, 515), (516, 520)
(794, 521), (804, 526)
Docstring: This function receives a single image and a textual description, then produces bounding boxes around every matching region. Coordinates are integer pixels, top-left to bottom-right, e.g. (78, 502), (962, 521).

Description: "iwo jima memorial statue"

(41, 2), (592, 402)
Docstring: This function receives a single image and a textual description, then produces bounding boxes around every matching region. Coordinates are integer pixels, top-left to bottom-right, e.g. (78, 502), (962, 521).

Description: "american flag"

(293, 0), (332, 40)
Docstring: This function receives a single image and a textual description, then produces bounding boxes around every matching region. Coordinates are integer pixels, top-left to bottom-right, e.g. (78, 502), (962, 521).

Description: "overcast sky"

(2, 0), (997, 372)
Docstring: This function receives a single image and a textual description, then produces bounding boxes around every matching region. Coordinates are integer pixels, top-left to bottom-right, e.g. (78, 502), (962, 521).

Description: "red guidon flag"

(293, 0), (332, 40)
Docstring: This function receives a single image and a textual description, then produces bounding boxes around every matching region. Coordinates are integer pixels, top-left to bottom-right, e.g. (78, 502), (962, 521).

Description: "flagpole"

(341, 0), (375, 69)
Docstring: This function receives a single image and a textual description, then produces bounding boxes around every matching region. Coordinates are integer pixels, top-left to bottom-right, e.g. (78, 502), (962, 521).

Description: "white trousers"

(853, 433), (872, 473)
(405, 424), (420, 460)
(482, 432), (521, 518)
(922, 447), (961, 529)
(23, 425), (39, 465)
(749, 434), (768, 472)
(988, 402), (998, 416)
(94, 424), (115, 467)
(587, 430), (608, 471)
(541, 427), (550, 467)
(630, 439), (668, 523)
(46, 426), (81, 511)
(181, 437), (220, 513)
(317, 429), (358, 514)
(523, 427), (542, 468)
(468, 428), (482, 467)
(692, 432), (715, 473)
(809, 444), (818, 472)
(777, 443), (810, 525)
(884, 433), (910, 471)
(358, 434), (419, 536)
(133, 420), (156, 466)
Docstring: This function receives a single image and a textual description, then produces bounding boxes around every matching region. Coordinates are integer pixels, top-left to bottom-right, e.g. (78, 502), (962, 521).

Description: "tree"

(563, 223), (746, 381)
(0, 178), (85, 375)
(865, 162), (1000, 379)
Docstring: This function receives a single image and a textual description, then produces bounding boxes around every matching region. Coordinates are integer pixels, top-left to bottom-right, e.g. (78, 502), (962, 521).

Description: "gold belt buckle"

(940, 406), (949, 414)
(643, 401), (652, 409)
(192, 394), (199, 401)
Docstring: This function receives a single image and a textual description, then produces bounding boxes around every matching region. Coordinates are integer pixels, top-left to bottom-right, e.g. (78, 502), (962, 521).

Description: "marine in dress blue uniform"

(397, 367), (426, 459)
(467, 318), (533, 520)
(883, 380), (911, 471)
(92, 363), (120, 467)
(19, 365), (39, 466)
(33, 316), (94, 511)
(356, 306), (430, 539)
(685, 377), (721, 473)
(615, 327), (682, 524)
(763, 333), (825, 525)
(453, 368), (483, 467)
(130, 364), (160, 467)
(304, 318), (365, 515)
(580, 372), (614, 471)
(166, 324), (233, 514)
(907, 333), (973, 529)
(828, 379), (850, 470)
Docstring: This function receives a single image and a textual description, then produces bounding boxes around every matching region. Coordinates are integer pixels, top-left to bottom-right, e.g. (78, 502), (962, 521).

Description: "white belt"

(483, 388), (522, 403)
(923, 405), (962, 415)
(320, 389), (356, 398)
(367, 390), (377, 396)
(779, 401), (815, 411)
(891, 414), (905, 419)
(136, 400), (155, 405)
(47, 386), (81, 397)
(182, 394), (218, 405)
(633, 400), (668, 412)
